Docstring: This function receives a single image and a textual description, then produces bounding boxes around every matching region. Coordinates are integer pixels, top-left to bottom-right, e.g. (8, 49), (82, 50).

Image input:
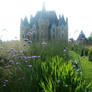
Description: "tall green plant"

(40, 56), (91, 92)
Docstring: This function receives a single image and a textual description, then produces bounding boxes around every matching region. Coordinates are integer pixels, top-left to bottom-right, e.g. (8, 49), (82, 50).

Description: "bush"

(84, 48), (89, 56)
(89, 51), (92, 61)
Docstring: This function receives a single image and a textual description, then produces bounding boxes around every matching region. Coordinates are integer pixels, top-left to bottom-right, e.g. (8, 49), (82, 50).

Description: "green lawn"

(69, 51), (92, 83)
(81, 57), (92, 83)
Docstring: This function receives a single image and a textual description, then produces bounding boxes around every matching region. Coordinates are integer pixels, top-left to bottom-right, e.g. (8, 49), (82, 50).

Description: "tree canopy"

(87, 32), (92, 40)
(77, 31), (86, 40)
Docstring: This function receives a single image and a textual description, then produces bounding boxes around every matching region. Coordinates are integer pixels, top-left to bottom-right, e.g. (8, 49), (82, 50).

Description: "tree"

(77, 30), (86, 40)
(87, 32), (92, 40)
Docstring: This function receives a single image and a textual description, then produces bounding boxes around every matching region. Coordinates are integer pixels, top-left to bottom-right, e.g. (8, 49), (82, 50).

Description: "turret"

(42, 2), (46, 12)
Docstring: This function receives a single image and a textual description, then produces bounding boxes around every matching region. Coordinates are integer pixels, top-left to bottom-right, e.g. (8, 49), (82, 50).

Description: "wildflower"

(9, 60), (14, 63)
(27, 41), (32, 44)
(26, 32), (32, 35)
(12, 55), (15, 58)
(16, 62), (19, 65)
(10, 48), (14, 51)
(65, 84), (68, 88)
(23, 56), (28, 59)
(14, 50), (18, 54)
(20, 50), (23, 54)
(31, 56), (40, 59)
(63, 54), (66, 56)
(41, 41), (47, 46)
(7, 50), (11, 53)
(0, 47), (3, 50)
(4, 80), (8, 83)
(82, 56), (85, 58)
(24, 38), (29, 41)
(27, 57), (31, 59)
(19, 56), (23, 59)
(73, 65), (76, 68)
(64, 49), (67, 52)
(7, 58), (10, 60)
(32, 30), (35, 33)
(23, 43), (26, 46)
(28, 65), (32, 68)
(25, 61), (28, 63)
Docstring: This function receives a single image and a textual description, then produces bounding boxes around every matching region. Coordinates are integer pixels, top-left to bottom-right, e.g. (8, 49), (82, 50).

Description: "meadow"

(0, 40), (92, 92)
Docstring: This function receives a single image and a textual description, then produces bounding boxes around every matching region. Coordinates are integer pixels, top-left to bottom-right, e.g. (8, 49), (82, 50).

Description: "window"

(53, 28), (55, 32)
(62, 34), (64, 38)
(33, 33), (35, 39)
(53, 33), (55, 39)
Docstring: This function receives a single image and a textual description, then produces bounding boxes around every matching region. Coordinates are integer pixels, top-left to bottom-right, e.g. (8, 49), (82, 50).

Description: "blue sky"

(0, 0), (92, 41)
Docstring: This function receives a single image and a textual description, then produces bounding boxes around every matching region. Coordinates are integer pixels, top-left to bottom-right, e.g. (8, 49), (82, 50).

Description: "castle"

(20, 4), (68, 42)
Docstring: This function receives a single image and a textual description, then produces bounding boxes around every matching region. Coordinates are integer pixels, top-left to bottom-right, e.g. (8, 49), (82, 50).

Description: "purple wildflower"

(28, 65), (32, 68)
(10, 48), (14, 51)
(41, 41), (47, 46)
(24, 38), (29, 41)
(27, 57), (31, 59)
(32, 30), (35, 33)
(12, 55), (15, 58)
(4, 80), (8, 83)
(82, 56), (85, 58)
(25, 61), (28, 63)
(65, 84), (68, 88)
(19, 56), (23, 60)
(64, 49), (67, 52)
(16, 62), (19, 65)
(23, 43), (26, 46)
(31, 56), (40, 59)
(26, 32), (32, 35)
(73, 65), (76, 68)
(9, 60), (14, 63)
(20, 50), (23, 54)
(37, 56), (40, 58)
(7, 58), (10, 60)
(0, 47), (3, 50)
(14, 50), (18, 54)
(27, 41), (32, 44)
(63, 54), (66, 56)
(23, 56), (28, 59)
(7, 50), (11, 53)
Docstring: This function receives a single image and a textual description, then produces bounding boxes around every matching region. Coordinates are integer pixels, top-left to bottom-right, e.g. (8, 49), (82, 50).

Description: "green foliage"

(69, 44), (90, 57)
(87, 32), (92, 41)
(0, 41), (92, 92)
(77, 30), (86, 40)
(40, 56), (91, 92)
(89, 51), (92, 61)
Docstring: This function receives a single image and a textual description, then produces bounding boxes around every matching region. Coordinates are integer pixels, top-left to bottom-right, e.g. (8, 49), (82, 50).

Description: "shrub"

(84, 48), (89, 56)
(89, 51), (92, 61)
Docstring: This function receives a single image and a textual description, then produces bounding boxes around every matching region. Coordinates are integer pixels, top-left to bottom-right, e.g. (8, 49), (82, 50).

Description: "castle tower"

(38, 3), (49, 41)
(20, 3), (68, 42)
(42, 2), (46, 12)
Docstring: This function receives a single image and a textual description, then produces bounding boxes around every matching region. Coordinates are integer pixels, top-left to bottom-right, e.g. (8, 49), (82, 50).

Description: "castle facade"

(20, 4), (68, 42)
